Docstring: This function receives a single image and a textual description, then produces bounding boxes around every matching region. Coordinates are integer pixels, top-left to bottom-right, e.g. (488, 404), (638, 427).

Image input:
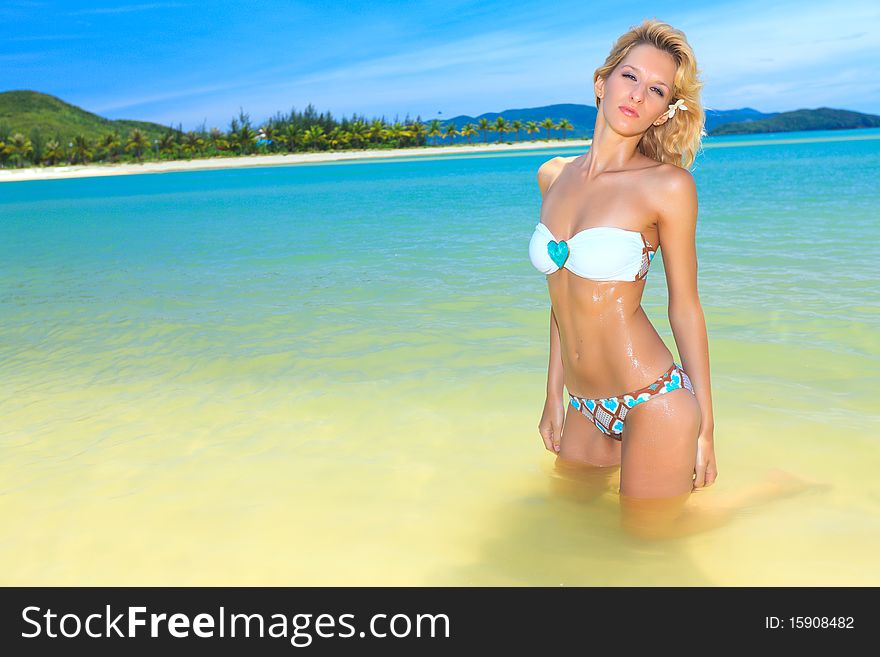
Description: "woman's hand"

(692, 430), (717, 490)
(538, 396), (566, 453)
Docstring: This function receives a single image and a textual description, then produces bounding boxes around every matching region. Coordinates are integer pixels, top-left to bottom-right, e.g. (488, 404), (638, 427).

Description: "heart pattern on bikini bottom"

(547, 240), (569, 268)
(623, 392), (652, 407)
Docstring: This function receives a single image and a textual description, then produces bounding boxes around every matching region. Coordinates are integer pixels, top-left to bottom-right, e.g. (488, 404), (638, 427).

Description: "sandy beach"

(0, 138), (591, 183)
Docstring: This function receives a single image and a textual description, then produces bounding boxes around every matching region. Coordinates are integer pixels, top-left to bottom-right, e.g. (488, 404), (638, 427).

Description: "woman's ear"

(653, 111), (671, 128)
(594, 76), (605, 101)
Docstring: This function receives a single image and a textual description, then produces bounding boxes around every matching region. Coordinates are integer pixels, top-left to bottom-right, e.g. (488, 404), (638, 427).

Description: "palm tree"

(367, 119), (386, 145)
(478, 118), (490, 143)
(327, 126), (349, 150)
(280, 123), (302, 153)
(385, 122), (409, 147)
(525, 121), (540, 141)
(460, 123), (478, 145)
(28, 128), (45, 164)
(71, 134), (92, 164)
(42, 139), (64, 166)
(302, 125), (326, 151)
(557, 118), (574, 141)
(427, 119), (443, 146)
(158, 131), (177, 158)
(229, 109), (256, 155)
(261, 124), (279, 152)
(182, 131), (204, 158)
(234, 125), (257, 154)
(408, 121), (427, 147)
(510, 119), (523, 142)
(348, 120), (370, 149)
(540, 118), (558, 140)
(443, 122), (458, 144)
(126, 128), (149, 161)
(208, 127), (229, 153)
(493, 116), (510, 143)
(4, 133), (33, 167)
(279, 123), (300, 152)
(98, 131), (121, 162)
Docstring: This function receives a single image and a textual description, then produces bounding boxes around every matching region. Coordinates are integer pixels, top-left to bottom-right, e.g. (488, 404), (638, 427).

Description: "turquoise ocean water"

(1, 128), (878, 585)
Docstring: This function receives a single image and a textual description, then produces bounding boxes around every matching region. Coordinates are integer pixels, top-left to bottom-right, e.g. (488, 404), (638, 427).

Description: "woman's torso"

(537, 153), (675, 398)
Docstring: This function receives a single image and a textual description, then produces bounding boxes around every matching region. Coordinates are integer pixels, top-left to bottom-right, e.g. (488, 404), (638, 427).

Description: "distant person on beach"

(529, 19), (823, 538)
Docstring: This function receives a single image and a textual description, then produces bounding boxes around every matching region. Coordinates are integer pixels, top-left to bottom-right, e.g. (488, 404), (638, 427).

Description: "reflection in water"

(550, 458), (833, 541)
(431, 460), (836, 586)
(549, 458), (620, 503)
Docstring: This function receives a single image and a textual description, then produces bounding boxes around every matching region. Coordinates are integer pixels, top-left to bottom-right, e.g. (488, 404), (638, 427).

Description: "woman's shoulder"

(538, 155), (574, 173)
(537, 156), (573, 197)
(651, 164), (697, 228)
(639, 161), (696, 206)
(652, 161), (695, 189)
(538, 155), (578, 170)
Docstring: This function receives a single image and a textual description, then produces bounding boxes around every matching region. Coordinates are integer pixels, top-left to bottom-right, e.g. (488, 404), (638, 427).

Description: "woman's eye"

(622, 72), (664, 97)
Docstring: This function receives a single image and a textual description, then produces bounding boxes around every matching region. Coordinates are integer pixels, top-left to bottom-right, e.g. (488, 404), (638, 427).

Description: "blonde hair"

(594, 18), (705, 170)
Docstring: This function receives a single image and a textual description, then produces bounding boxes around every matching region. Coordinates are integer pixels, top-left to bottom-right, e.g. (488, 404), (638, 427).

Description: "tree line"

(0, 104), (578, 168)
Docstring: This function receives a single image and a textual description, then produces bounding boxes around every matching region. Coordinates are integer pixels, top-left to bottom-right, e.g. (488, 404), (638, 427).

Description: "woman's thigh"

(558, 399), (622, 467)
(619, 387), (702, 498)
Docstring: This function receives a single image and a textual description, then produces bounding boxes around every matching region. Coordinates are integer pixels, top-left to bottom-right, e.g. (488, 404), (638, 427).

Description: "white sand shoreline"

(0, 139), (592, 183)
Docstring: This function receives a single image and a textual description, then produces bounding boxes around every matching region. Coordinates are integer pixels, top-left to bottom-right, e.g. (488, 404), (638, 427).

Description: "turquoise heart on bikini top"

(547, 240), (569, 268)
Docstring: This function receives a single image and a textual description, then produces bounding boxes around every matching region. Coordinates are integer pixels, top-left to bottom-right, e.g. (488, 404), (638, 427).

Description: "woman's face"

(597, 43), (677, 133)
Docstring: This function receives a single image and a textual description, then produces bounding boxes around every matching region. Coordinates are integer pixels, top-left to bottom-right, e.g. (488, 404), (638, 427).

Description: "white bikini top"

(528, 222), (657, 282)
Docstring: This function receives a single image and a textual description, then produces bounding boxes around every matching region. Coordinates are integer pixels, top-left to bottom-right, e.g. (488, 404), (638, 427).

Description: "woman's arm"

(547, 306), (565, 401)
(657, 168), (715, 435)
(537, 157), (566, 403)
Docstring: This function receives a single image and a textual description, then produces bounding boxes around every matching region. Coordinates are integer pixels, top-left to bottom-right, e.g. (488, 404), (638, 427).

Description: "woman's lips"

(619, 105), (639, 118)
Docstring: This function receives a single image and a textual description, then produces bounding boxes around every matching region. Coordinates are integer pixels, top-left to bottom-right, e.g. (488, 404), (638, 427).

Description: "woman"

(529, 19), (716, 534)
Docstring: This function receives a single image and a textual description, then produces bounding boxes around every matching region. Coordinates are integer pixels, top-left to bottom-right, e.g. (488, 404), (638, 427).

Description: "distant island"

(708, 107), (880, 134)
(0, 90), (877, 170)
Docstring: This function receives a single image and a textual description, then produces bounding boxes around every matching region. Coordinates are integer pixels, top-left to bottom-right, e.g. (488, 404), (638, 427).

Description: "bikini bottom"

(567, 361), (695, 441)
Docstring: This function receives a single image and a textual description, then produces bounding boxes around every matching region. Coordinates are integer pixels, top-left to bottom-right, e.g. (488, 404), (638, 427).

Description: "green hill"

(710, 107), (880, 135)
(0, 89), (172, 143)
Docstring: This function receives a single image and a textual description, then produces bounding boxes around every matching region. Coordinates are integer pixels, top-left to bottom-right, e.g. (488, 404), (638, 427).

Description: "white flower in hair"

(667, 98), (688, 119)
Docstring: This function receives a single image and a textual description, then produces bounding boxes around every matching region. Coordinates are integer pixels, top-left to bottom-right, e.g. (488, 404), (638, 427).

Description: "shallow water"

(1, 128), (878, 585)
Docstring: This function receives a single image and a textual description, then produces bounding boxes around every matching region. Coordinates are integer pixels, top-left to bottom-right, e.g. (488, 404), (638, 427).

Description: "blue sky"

(2, 0), (878, 131)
